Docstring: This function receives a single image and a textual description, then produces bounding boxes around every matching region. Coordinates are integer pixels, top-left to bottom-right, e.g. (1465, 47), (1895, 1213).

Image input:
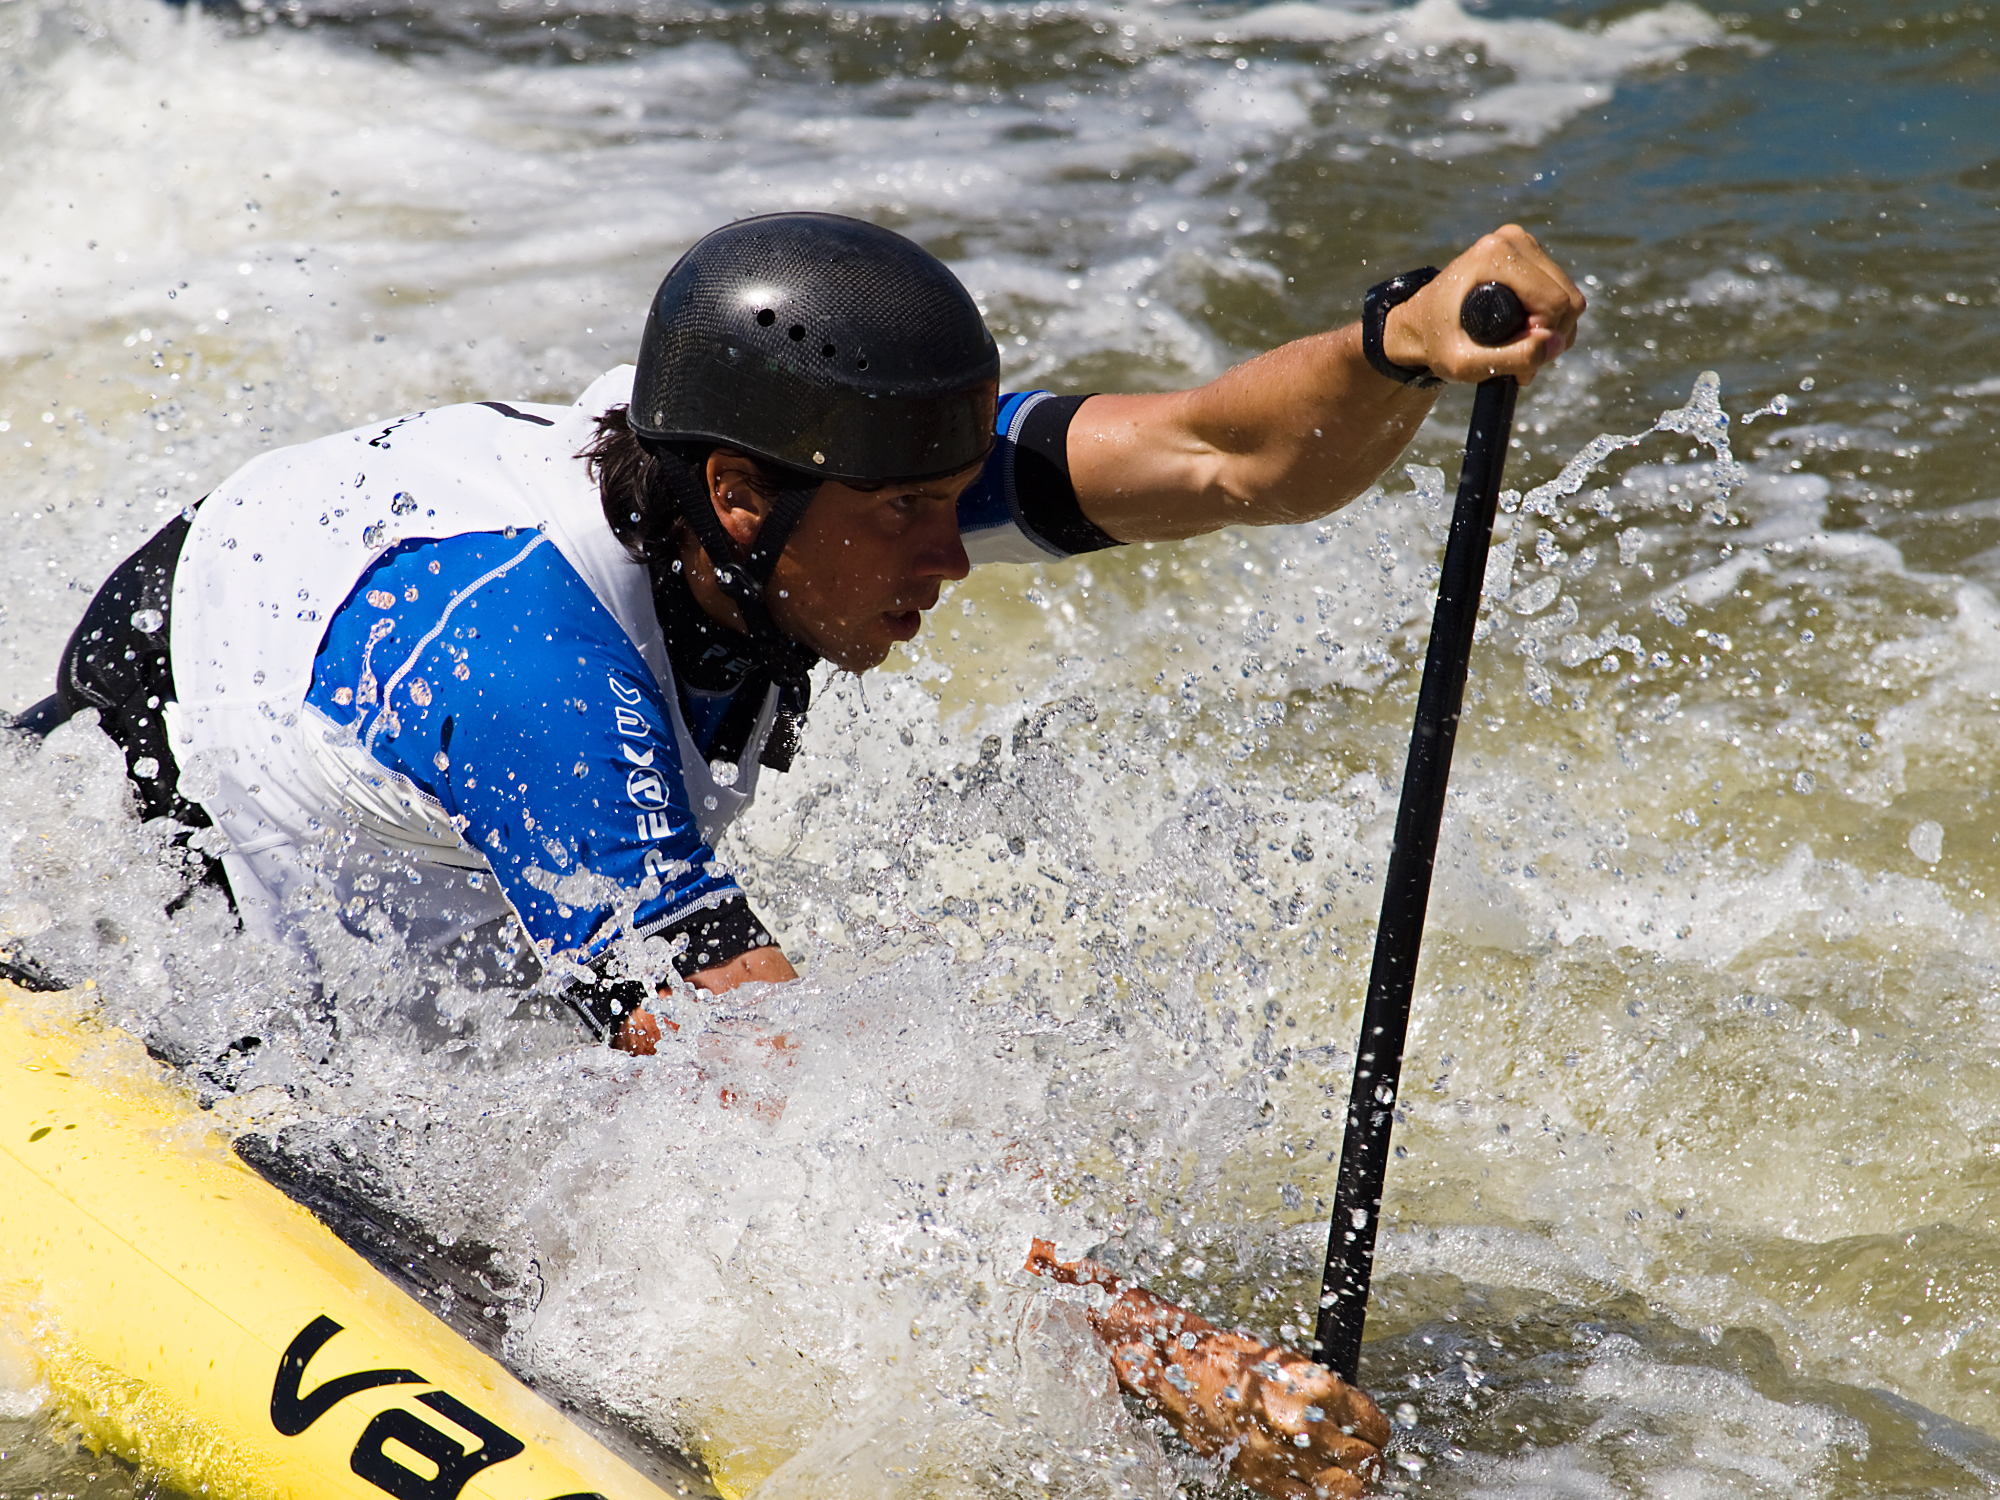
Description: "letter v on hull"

(0, 985), (728, 1500)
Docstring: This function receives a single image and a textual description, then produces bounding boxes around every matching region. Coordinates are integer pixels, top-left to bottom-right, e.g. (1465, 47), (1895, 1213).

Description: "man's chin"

(883, 607), (926, 643)
(824, 638), (899, 675)
(807, 611), (928, 674)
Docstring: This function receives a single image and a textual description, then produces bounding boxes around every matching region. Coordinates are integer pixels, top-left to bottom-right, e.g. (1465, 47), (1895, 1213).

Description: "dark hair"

(580, 405), (828, 566)
(580, 405), (683, 565)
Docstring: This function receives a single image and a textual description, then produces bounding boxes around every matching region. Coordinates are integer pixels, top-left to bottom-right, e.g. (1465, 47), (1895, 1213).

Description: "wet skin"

(617, 224), (1585, 1495)
(613, 456), (979, 1043)
(692, 452), (979, 674)
(1026, 1241), (1389, 1498)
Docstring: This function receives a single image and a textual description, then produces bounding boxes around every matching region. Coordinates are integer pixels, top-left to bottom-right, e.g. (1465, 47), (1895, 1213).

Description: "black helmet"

(629, 212), (1000, 484)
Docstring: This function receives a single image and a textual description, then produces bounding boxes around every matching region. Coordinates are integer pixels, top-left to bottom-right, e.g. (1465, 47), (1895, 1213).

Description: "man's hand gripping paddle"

(1315, 283), (1529, 1384)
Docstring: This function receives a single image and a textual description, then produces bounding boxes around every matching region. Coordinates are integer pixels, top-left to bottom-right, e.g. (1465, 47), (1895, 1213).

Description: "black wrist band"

(1363, 268), (1444, 389)
(565, 971), (653, 1043)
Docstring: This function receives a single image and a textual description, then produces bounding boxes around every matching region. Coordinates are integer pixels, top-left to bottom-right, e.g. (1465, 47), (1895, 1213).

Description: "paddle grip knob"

(1460, 282), (1528, 348)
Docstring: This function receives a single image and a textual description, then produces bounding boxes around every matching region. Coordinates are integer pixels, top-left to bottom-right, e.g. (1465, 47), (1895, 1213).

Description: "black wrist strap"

(1363, 268), (1444, 390)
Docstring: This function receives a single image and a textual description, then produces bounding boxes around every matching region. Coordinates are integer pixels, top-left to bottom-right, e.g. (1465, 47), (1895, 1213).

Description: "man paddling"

(17, 211), (1582, 1497)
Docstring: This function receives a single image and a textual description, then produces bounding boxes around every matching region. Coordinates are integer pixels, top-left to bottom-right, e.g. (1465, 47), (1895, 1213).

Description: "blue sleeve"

(957, 390), (1123, 565)
(956, 392), (1057, 563)
(305, 532), (770, 984)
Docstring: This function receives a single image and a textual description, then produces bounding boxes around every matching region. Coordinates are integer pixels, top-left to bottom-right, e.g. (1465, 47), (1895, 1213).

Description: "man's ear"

(704, 450), (772, 551)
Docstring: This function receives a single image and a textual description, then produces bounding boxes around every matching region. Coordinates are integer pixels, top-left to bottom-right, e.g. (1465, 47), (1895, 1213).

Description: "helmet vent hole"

(788, 323), (806, 341)
(755, 308), (776, 327)
(821, 342), (837, 358)
(854, 354), (869, 371)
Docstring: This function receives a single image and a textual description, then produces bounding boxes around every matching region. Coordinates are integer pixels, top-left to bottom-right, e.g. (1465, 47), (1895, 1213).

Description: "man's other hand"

(1028, 1240), (1390, 1499)
(614, 944), (799, 1055)
(1381, 223), (1586, 388)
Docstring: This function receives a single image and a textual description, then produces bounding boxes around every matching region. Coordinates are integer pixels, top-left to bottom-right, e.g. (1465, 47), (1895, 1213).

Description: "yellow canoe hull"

(0, 981), (723, 1500)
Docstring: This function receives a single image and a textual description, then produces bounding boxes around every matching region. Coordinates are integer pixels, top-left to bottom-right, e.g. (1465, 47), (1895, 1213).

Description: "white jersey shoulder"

(163, 366), (759, 948)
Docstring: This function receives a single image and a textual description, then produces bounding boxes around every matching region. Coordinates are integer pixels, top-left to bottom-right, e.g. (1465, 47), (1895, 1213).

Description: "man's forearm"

(614, 944), (798, 1054)
(1025, 1240), (1388, 1500)
(1067, 323), (1437, 542)
(1064, 226), (1586, 546)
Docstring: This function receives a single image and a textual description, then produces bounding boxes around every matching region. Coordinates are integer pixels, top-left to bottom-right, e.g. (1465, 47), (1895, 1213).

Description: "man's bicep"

(688, 945), (798, 996)
(1066, 391), (1235, 543)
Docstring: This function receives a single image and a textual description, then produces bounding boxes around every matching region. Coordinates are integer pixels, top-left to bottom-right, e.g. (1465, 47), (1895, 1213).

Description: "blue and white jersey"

(165, 367), (1105, 1008)
(304, 531), (752, 971)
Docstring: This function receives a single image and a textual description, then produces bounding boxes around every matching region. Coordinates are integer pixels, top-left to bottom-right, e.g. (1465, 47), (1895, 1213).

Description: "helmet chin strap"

(636, 441), (814, 635)
(642, 440), (821, 770)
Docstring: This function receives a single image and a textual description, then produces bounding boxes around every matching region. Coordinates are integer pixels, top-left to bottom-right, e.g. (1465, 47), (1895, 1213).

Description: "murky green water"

(4, 0), (1999, 1493)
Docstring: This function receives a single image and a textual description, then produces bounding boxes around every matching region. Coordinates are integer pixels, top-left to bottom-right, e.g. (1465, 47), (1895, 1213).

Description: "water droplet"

(129, 608), (164, 634)
(391, 490), (418, 515)
(1511, 576), (1561, 615)
(1793, 770), (1816, 795)
(362, 522), (387, 547)
(132, 756), (160, 780)
(1909, 820), (1944, 864)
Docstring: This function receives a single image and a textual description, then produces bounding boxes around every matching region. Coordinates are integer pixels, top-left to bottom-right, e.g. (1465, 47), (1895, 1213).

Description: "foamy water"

(7, 0), (2000, 1494)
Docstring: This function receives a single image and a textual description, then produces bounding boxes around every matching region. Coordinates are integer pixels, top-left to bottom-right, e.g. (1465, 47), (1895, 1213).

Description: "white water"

(7, 0), (2000, 1494)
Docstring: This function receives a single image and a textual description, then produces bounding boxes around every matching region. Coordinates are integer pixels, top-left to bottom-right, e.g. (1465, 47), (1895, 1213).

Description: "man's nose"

(917, 508), (971, 582)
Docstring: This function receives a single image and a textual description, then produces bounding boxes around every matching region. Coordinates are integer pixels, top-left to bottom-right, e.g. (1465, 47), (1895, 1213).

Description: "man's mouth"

(883, 609), (923, 641)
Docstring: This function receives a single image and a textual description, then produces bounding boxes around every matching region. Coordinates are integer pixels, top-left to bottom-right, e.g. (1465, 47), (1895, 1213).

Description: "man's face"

(763, 465), (978, 673)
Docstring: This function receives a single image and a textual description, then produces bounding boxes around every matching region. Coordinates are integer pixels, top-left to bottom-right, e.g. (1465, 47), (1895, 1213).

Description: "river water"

(3, 0), (1998, 1493)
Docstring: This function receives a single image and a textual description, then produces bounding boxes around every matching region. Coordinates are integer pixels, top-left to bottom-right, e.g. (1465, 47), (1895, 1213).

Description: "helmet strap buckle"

(642, 439), (818, 645)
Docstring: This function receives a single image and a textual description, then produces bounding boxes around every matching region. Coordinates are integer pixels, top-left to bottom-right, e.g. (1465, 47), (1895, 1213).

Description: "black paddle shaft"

(1315, 283), (1528, 1383)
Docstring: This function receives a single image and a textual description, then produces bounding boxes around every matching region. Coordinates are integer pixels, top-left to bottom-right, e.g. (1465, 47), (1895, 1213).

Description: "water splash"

(1511, 371), (1747, 526)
